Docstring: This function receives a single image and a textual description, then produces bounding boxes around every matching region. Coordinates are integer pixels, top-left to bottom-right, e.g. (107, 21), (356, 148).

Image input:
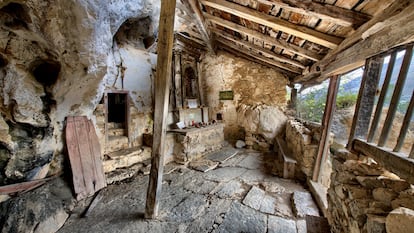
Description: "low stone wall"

(170, 123), (224, 163)
(328, 149), (414, 233)
(285, 119), (320, 179)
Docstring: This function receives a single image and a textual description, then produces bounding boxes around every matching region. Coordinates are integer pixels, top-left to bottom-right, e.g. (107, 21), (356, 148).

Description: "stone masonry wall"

(328, 149), (414, 233)
(285, 119), (320, 179)
(200, 51), (288, 144)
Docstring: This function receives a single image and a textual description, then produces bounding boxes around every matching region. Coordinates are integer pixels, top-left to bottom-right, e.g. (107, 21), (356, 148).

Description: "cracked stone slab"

(207, 148), (239, 163)
(164, 194), (209, 222)
(239, 169), (266, 185)
(237, 154), (263, 170)
(274, 193), (294, 217)
(183, 178), (218, 195)
(217, 201), (267, 233)
(260, 194), (277, 215)
(268, 215), (297, 233)
(292, 191), (320, 218)
(242, 186), (266, 210)
(189, 159), (219, 172)
(203, 167), (247, 182)
(214, 180), (246, 199)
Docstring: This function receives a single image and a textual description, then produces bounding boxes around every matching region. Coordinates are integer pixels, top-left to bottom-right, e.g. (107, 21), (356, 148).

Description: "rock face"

(0, 0), (160, 185)
(386, 207), (414, 233)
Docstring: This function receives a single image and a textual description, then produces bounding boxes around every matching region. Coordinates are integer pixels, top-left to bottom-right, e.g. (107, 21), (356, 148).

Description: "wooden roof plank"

(213, 29), (306, 69)
(205, 13), (323, 61)
(216, 37), (302, 74)
(257, 0), (371, 28)
(201, 0), (343, 49)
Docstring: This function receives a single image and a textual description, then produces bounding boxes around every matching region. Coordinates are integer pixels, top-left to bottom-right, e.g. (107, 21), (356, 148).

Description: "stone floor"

(58, 148), (327, 233)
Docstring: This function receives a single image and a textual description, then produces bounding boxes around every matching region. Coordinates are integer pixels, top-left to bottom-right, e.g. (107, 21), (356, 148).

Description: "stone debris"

(386, 207), (414, 233)
(105, 163), (143, 184)
(235, 140), (246, 148)
(214, 180), (246, 199)
(189, 160), (219, 172)
(292, 191), (320, 218)
(207, 148), (239, 163)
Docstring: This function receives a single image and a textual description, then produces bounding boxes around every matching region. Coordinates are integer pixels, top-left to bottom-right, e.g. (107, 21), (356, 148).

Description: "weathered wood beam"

(183, 0), (214, 52)
(312, 75), (340, 182)
(201, 0), (343, 49)
(216, 37), (302, 74)
(218, 43), (295, 78)
(257, 0), (371, 28)
(176, 32), (207, 50)
(145, 0), (176, 219)
(394, 91), (414, 152)
(205, 13), (323, 61)
(297, 0), (414, 84)
(353, 139), (414, 184)
(367, 52), (396, 142)
(347, 57), (382, 150)
(378, 45), (413, 147)
(213, 29), (305, 69)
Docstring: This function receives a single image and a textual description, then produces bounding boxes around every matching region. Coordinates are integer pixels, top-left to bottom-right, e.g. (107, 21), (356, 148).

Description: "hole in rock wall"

(114, 17), (153, 48)
(0, 2), (31, 29)
(31, 60), (61, 87)
(0, 144), (11, 185)
(0, 54), (8, 68)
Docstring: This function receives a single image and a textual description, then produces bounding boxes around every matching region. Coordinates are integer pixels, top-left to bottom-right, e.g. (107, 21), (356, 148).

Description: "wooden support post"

(410, 144), (414, 159)
(145, 0), (176, 219)
(347, 57), (382, 150)
(174, 52), (183, 109)
(290, 87), (297, 109)
(367, 52), (397, 142)
(312, 76), (340, 182)
(394, 91), (414, 152)
(378, 45), (413, 147)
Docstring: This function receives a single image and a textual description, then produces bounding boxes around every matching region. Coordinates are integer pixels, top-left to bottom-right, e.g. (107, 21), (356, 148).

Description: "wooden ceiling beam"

(181, 0), (215, 52)
(219, 44), (295, 78)
(216, 37), (302, 74)
(213, 29), (305, 69)
(205, 13), (323, 61)
(201, 0), (343, 49)
(257, 0), (371, 28)
(293, 0), (414, 84)
(176, 32), (207, 50)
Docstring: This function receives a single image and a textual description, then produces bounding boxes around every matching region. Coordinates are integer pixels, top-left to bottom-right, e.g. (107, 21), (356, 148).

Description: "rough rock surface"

(386, 207), (414, 233)
(0, 0), (160, 185)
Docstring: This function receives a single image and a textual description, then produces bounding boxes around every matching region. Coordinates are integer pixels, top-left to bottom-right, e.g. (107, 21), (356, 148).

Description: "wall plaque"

(219, 90), (234, 100)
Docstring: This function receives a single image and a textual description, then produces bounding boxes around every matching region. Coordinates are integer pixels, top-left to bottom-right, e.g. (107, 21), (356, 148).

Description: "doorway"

(104, 91), (130, 144)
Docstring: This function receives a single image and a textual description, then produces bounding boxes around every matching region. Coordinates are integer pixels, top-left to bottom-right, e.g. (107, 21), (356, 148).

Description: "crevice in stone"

(31, 60), (61, 87)
(114, 16), (153, 49)
(0, 2), (31, 30)
(0, 54), (8, 68)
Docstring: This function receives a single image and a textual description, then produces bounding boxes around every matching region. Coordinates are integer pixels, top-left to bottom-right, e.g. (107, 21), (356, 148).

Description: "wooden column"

(347, 57), (382, 150)
(174, 52), (183, 109)
(145, 0), (176, 219)
(378, 45), (413, 147)
(312, 76), (340, 182)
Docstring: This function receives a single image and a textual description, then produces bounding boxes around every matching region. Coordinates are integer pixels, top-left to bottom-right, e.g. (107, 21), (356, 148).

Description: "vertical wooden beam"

(347, 57), (382, 150)
(410, 143), (414, 159)
(312, 76), (340, 182)
(174, 52), (183, 109)
(378, 45), (413, 147)
(393, 91), (414, 152)
(367, 52), (397, 142)
(145, 0), (176, 219)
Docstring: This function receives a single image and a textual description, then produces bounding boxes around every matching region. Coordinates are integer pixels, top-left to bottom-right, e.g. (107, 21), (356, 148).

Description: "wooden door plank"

(87, 120), (106, 191)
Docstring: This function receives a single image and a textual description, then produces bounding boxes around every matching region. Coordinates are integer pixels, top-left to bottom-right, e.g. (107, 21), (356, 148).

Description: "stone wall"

(200, 51), (288, 145)
(328, 149), (414, 233)
(285, 119), (321, 180)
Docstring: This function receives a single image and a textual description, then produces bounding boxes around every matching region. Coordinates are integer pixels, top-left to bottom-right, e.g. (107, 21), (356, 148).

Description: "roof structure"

(173, 0), (401, 85)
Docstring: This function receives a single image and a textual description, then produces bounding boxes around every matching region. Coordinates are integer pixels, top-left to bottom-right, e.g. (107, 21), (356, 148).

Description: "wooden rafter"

(176, 32), (207, 50)
(213, 29), (305, 69)
(201, 0), (343, 49)
(257, 0), (371, 28)
(216, 37), (302, 74)
(296, 0), (414, 84)
(205, 13), (323, 61)
(180, 0), (214, 52)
